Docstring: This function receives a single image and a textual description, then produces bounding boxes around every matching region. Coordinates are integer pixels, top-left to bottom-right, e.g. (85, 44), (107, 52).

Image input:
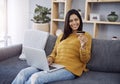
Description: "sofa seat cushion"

(50, 71), (120, 84)
(74, 71), (120, 84)
(87, 39), (120, 72)
(0, 56), (28, 84)
(44, 35), (57, 56)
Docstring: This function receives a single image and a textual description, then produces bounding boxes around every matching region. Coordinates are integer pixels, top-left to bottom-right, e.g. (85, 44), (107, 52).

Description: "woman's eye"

(70, 19), (78, 22)
(69, 19), (73, 22)
(75, 18), (78, 21)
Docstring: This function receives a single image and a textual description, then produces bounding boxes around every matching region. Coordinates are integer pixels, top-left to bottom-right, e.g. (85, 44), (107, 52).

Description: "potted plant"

(31, 4), (51, 32)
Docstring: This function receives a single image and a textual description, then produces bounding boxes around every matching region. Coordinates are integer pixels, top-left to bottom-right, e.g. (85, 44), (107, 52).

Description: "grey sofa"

(0, 34), (120, 84)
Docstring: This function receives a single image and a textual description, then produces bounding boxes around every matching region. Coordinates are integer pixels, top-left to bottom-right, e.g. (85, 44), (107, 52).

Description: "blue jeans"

(12, 67), (75, 84)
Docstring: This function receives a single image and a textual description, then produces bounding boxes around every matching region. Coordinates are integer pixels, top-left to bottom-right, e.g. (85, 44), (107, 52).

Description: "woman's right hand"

(78, 34), (88, 50)
(47, 57), (53, 65)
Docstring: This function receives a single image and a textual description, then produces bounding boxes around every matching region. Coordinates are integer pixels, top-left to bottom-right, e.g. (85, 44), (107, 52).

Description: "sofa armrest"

(0, 44), (22, 61)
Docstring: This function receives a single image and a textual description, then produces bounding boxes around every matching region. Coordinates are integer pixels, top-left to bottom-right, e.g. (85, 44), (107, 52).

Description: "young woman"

(12, 9), (92, 84)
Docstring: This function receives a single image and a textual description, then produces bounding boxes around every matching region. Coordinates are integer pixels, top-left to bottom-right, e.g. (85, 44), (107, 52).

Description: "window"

(0, 0), (7, 47)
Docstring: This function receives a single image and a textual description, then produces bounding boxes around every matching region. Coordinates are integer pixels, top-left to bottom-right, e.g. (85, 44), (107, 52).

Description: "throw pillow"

(19, 29), (49, 60)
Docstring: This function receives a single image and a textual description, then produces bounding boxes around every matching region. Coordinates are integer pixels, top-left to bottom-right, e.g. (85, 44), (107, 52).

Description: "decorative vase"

(107, 11), (118, 22)
(78, 9), (82, 16)
(77, 9), (83, 20)
(112, 36), (119, 40)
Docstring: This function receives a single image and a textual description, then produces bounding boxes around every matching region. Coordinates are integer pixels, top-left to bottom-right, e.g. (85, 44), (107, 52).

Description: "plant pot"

(107, 11), (118, 22)
(33, 23), (50, 32)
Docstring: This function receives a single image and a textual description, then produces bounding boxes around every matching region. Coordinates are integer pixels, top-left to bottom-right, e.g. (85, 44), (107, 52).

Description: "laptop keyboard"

(49, 66), (56, 70)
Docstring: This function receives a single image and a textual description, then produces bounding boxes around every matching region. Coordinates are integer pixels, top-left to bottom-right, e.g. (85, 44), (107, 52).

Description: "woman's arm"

(79, 33), (92, 64)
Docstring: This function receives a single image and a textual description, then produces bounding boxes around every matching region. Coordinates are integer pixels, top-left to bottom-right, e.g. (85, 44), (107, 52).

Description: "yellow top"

(48, 32), (92, 76)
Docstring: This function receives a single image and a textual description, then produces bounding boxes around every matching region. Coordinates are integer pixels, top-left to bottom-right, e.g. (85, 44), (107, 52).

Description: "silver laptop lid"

(24, 46), (50, 71)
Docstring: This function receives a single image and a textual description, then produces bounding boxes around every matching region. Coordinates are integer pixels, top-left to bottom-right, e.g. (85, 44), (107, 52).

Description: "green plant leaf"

(32, 4), (51, 23)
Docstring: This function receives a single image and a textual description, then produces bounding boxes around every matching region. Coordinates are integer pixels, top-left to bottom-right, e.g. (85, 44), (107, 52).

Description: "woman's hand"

(78, 34), (88, 50)
(47, 57), (54, 65)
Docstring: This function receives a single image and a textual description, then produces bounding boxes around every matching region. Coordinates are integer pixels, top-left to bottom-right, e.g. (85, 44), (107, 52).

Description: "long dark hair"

(60, 9), (83, 41)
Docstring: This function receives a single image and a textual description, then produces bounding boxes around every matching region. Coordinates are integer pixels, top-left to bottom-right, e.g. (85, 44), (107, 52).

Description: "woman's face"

(69, 14), (80, 32)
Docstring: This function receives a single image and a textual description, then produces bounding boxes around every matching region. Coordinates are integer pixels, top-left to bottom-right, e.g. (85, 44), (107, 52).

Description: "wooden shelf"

(85, 0), (120, 38)
(52, 19), (65, 22)
(51, 0), (72, 35)
(53, 0), (66, 3)
(83, 20), (120, 25)
(87, 0), (120, 3)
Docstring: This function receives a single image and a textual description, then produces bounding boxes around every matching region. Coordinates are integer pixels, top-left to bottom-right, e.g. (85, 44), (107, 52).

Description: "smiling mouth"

(73, 25), (78, 28)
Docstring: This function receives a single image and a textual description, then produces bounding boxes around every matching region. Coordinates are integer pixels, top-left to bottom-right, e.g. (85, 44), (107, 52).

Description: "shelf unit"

(50, 0), (72, 35)
(84, 0), (120, 38)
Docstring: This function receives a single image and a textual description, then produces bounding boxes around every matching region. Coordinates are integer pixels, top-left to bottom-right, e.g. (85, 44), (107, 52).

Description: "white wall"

(7, 0), (29, 45)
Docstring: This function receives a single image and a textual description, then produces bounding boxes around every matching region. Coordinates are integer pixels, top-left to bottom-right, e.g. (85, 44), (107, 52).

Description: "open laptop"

(24, 46), (64, 72)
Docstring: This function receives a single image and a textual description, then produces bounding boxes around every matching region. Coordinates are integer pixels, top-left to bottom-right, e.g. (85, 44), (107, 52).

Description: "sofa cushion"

(0, 56), (28, 84)
(50, 71), (120, 84)
(87, 39), (120, 72)
(44, 34), (57, 56)
(73, 71), (120, 84)
(0, 44), (22, 61)
(19, 29), (49, 60)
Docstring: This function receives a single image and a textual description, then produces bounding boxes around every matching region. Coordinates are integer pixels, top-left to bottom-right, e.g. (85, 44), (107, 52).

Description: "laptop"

(24, 46), (65, 72)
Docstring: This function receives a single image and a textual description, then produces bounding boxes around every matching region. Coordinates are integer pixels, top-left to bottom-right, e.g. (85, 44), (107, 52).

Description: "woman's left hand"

(47, 57), (53, 65)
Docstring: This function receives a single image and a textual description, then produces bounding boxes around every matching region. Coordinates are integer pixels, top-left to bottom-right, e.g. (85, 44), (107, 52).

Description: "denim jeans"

(12, 67), (75, 84)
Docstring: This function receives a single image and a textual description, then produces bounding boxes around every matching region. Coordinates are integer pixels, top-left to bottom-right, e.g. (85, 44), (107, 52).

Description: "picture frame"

(90, 13), (100, 21)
